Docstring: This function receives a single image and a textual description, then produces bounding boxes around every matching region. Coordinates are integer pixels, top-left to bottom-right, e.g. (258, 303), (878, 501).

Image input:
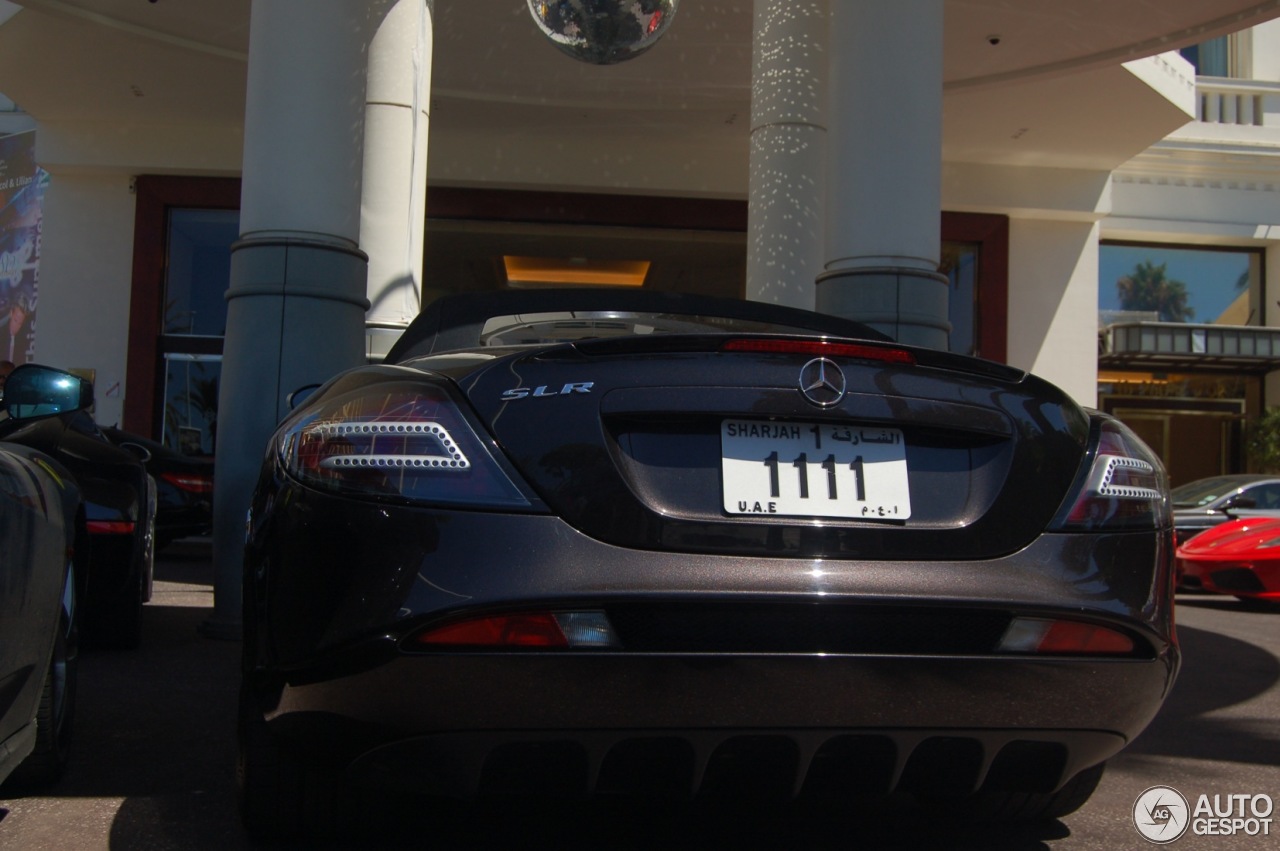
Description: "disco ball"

(527, 0), (679, 65)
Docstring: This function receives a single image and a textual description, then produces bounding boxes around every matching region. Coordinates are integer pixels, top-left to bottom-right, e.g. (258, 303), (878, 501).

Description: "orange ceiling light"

(504, 256), (650, 288)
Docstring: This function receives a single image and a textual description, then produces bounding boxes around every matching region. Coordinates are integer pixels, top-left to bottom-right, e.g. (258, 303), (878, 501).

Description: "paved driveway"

(0, 543), (1276, 849)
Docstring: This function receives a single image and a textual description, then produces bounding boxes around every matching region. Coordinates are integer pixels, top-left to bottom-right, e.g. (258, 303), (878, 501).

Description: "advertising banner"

(0, 130), (47, 365)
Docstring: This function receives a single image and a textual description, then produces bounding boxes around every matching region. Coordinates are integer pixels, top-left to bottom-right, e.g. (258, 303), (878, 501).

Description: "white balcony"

(1194, 76), (1280, 128)
(1101, 321), (1280, 374)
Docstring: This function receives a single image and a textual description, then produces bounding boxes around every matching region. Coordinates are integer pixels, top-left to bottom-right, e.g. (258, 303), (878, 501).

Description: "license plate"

(721, 420), (911, 520)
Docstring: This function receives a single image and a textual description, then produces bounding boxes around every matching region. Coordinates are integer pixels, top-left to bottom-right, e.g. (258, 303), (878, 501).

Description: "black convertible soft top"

(385, 288), (891, 362)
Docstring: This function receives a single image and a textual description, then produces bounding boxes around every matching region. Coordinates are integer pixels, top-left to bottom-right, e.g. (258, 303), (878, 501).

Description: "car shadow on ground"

(329, 796), (1075, 851)
(1176, 594), (1280, 615)
(1122, 620), (1280, 768)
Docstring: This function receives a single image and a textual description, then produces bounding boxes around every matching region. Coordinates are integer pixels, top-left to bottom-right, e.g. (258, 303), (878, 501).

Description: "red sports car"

(1176, 517), (1280, 603)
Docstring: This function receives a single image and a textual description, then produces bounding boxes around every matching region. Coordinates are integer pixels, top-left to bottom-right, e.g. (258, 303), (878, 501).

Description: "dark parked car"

(0, 441), (82, 788)
(0, 365), (156, 649)
(239, 289), (1179, 839)
(102, 427), (213, 550)
(1171, 473), (1280, 545)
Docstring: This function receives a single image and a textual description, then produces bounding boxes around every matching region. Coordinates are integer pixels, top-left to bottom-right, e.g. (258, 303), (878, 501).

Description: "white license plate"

(721, 420), (911, 520)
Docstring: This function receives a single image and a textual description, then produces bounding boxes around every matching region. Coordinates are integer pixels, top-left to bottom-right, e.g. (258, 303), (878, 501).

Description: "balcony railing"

(1195, 76), (1280, 127)
(1101, 321), (1280, 374)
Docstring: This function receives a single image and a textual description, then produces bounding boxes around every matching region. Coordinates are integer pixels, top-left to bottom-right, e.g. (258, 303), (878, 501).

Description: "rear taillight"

(87, 520), (136, 535)
(409, 611), (619, 649)
(160, 471), (214, 494)
(1050, 417), (1169, 531)
(278, 379), (535, 509)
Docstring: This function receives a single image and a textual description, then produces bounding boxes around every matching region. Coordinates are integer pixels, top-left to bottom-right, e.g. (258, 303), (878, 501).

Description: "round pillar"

(207, 0), (376, 637)
(817, 0), (949, 348)
(746, 0), (827, 311)
(362, 0), (434, 361)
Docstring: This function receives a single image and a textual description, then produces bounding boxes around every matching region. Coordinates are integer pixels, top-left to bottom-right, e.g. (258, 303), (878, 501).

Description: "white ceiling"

(1, 0), (1278, 180)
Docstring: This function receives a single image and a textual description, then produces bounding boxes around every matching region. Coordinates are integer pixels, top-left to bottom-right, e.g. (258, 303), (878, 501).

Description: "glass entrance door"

(161, 353), (220, 456)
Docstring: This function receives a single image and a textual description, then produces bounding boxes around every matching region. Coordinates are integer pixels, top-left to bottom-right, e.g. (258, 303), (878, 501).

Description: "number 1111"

(763, 452), (866, 501)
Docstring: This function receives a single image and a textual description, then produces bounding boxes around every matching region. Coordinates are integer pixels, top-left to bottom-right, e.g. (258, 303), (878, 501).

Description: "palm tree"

(1116, 260), (1194, 323)
(180, 375), (220, 449)
(164, 373), (219, 453)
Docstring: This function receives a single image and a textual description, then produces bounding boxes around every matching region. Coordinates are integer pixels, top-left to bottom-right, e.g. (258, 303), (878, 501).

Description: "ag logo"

(1134, 785), (1190, 844)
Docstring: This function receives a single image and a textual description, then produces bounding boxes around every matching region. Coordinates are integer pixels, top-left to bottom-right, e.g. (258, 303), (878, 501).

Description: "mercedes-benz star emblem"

(799, 358), (846, 408)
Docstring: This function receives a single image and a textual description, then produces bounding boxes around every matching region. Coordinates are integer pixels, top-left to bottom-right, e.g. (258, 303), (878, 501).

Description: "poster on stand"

(0, 130), (47, 366)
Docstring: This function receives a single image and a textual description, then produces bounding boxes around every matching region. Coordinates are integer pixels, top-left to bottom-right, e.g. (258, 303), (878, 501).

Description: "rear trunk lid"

(420, 335), (1090, 561)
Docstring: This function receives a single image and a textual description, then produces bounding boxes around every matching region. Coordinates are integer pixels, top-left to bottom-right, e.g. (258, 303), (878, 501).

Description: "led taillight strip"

(722, 338), (916, 365)
(306, 421), (471, 471)
(322, 454), (470, 471)
(1090, 454), (1161, 500)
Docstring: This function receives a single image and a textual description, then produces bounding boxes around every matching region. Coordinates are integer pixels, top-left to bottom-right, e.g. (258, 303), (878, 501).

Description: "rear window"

(478, 311), (814, 346)
(1170, 477), (1244, 508)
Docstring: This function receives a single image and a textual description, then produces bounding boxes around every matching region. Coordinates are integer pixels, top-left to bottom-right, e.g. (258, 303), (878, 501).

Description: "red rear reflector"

(722, 339), (915, 365)
(1036, 621), (1135, 654)
(87, 520), (137, 535)
(414, 613), (569, 647)
(999, 617), (1134, 655)
(160, 471), (214, 494)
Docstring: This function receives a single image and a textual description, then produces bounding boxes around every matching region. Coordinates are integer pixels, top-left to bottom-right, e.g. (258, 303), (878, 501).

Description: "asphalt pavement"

(0, 541), (1277, 849)
(0, 540), (242, 850)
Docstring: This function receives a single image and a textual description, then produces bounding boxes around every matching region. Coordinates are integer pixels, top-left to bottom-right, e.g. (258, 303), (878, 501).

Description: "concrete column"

(207, 0), (377, 637)
(746, 0), (826, 311)
(816, 0), (949, 348)
(1007, 218), (1100, 407)
(362, 0), (434, 361)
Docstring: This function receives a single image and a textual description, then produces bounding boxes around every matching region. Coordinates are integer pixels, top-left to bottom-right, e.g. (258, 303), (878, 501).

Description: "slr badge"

(501, 381), (593, 401)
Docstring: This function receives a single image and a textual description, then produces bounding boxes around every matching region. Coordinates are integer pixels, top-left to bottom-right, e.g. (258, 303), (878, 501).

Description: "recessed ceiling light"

(504, 256), (649, 287)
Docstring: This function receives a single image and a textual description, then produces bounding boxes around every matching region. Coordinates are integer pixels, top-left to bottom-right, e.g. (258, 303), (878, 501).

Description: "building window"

(155, 208), (237, 454)
(1098, 242), (1268, 485)
(1180, 36), (1230, 77)
(161, 353), (222, 455)
(942, 241), (979, 357)
(125, 177), (238, 442)
(163, 209), (236, 336)
(1100, 243), (1262, 327)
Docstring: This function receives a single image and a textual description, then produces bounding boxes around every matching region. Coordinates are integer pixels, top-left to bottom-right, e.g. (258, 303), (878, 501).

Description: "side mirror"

(2, 364), (94, 420)
(1226, 496), (1257, 512)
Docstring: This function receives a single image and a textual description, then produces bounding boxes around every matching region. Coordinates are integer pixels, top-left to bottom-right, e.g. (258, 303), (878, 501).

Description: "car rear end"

(241, 319), (1178, 834)
(1176, 517), (1280, 602)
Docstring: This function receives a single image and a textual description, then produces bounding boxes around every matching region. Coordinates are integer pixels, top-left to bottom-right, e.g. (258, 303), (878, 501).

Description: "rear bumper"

(247, 489), (1178, 664)
(1205, 565), (1280, 599)
(351, 728), (1124, 802)
(155, 503), (212, 540)
(257, 650), (1167, 800)
(245, 481), (1179, 800)
(1179, 555), (1280, 599)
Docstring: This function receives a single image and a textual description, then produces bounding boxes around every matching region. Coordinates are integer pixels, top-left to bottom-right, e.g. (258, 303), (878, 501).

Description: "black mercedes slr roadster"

(239, 289), (1179, 838)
